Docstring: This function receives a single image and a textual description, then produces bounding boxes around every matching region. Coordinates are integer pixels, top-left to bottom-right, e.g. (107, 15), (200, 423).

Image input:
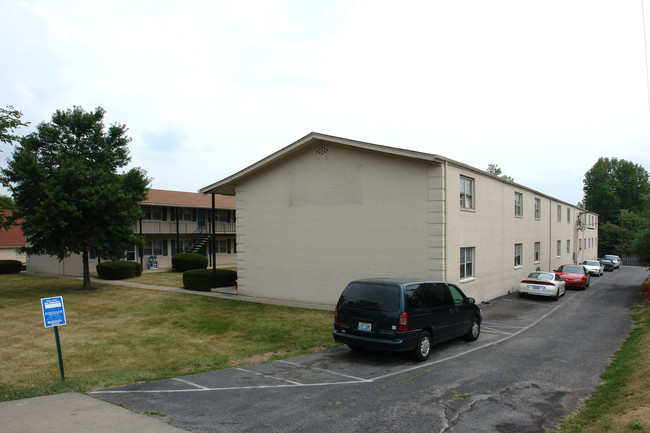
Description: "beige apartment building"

(201, 132), (598, 306)
(27, 189), (236, 276)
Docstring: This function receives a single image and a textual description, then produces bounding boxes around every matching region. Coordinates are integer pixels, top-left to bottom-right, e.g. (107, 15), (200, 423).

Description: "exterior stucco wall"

(27, 254), (100, 277)
(235, 143), (433, 306)
(445, 164), (598, 302)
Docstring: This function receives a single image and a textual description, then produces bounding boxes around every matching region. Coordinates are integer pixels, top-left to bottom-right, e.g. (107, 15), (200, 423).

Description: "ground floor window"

(460, 247), (474, 279)
(556, 240), (561, 257)
(514, 243), (522, 267)
(143, 240), (163, 256)
(534, 242), (540, 263)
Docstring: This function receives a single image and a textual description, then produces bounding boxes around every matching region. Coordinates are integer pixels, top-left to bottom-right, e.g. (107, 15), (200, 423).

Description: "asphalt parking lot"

(90, 266), (646, 433)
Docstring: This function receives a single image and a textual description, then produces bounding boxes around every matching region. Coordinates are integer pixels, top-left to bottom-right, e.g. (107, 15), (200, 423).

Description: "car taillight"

(398, 312), (408, 332)
(334, 305), (338, 324)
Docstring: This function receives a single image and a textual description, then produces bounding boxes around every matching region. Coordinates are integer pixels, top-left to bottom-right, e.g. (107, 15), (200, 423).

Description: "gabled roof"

(143, 189), (235, 209)
(0, 211), (25, 248)
(200, 132), (438, 196)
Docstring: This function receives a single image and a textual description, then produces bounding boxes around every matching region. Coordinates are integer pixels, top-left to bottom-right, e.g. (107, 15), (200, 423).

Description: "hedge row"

(96, 261), (143, 280)
(172, 253), (208, 272)
(0, 260), (22, 274)
(183, 269), (237, 292)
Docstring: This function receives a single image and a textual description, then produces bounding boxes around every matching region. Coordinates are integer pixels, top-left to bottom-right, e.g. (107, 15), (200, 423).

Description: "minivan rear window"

(339, 282), (401, 312)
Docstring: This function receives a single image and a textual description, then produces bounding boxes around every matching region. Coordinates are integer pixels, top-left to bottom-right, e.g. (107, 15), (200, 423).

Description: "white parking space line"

(278, 359), (372, 382)
(91, 293), (575, 396)
(172, 378), (210, 390)
(236, 367), (303, 385)
(481, 326), (514, 335)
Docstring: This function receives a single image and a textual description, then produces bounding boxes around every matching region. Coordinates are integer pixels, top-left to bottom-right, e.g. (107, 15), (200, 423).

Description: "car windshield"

(559, 266), (583, 274)
(339, 282), (401, 312)
(527, 272), (553, 281)
(604, 255), (617, 260)
(583, 261), (599, 266)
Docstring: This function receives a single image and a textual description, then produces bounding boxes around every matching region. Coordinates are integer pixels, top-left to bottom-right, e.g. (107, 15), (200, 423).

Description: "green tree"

(0, 105), (30, 146)
(583, 158), (650, 225)
(583, 157), (650, 255)
(1, 106), (150, 290)
(631, 193), (650, 265)
(0, 195), (15, 209)
(487, 164), (514, 182)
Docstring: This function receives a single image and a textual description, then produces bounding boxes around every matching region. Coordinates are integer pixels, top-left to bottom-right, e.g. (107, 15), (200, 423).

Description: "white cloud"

(1, 0), (649, 202)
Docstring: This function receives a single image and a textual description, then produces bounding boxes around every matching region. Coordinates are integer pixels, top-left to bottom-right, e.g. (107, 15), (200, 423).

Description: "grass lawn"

(0, 273), (336, 402)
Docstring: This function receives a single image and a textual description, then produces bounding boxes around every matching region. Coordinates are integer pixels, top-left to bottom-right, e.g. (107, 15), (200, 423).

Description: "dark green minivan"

(333, 278), (482, 361)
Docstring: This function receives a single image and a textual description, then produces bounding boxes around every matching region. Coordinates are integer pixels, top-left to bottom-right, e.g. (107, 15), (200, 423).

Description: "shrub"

(172, 253), (208, 272)
(96, 261), (141, 280)
(183, 269), (237, 291)
(0, 260), (22, 274)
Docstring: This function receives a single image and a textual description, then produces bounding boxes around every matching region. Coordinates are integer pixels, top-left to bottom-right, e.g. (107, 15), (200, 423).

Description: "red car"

(555, 265), (591, 290)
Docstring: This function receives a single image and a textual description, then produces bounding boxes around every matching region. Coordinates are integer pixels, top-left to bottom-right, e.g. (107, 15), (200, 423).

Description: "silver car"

(582, 260), (604, 276)
(519, 271), (566, 300)
(603, 255), (621, 269)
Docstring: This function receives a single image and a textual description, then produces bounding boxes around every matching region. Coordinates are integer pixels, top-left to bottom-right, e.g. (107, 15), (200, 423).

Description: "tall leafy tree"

(1, 106), (150, 290)
(583, 157), (650, 255)
(0, 105), (30, 146)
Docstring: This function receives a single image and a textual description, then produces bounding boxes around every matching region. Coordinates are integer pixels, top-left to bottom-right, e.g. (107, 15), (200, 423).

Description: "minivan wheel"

(413, 331), (432, 362)
(465, 317), (480, 341)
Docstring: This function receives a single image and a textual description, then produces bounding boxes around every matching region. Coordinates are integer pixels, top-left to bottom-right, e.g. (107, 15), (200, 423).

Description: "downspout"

(175, 207), (179, 255)
(549, 201), (552, 270)
(139, 218), (143, 267)
(443, 159), (448, 282)
(211, 193), (216, 288)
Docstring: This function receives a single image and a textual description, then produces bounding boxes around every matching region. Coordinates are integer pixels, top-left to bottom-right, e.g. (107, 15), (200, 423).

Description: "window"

(567, 240), (570, 255)
(214, 209), (231, 222)
(515, 192), (523, 217)
(557, 205), (562, 222)
(447, 284), (466, 305)
(534, 198), (541, 220)
(534, 242), (540, 262)
(567, 208), (571, 224)
(460, 247), (474, 279)
(460, 176), (474, 210)
(143, 240), (163, 256)
(142, 205), (162, 221)
(556, 240), (561, 257)
(177, 239), (193, 253)
(216, 239), (229, 254)
(178, 208), (193, 221)
(514, 243), (522, 267)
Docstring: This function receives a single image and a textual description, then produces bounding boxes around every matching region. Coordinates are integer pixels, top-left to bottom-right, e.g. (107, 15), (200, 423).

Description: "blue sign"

(41, 296), (66, 328)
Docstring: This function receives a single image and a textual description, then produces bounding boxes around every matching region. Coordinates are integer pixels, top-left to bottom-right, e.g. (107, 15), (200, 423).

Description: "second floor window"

(142, 206), (162, 220)
(460, 176), (474, 210)
(515, 193), (523, 217)
(534, 198), (541, 220)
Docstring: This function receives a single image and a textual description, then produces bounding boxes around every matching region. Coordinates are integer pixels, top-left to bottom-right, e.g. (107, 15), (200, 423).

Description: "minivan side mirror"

(467, 298), (475, 305)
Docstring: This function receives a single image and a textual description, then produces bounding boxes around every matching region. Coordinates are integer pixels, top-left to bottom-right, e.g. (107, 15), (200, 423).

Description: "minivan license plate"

(358, 322), (372, 332)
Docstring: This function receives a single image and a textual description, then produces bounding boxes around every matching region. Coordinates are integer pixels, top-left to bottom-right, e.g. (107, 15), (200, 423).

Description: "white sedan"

(582, 260), (604, 276)
(519, 271), (566, 300)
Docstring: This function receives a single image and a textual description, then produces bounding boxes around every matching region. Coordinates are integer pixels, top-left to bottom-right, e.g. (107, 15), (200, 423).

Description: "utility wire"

(641, 0), (650, 111)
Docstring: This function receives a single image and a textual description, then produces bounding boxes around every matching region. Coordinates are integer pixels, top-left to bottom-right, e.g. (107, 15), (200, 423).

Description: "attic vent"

(316, 145), (329, 155)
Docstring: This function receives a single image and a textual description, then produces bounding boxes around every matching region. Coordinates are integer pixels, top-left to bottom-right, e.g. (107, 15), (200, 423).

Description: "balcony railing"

(137, 220), (236, 235)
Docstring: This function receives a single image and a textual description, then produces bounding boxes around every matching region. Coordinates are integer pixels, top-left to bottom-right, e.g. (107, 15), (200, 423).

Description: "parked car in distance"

(603, 254), (621, 269)
(519, 271), (566, 300)
(599, 258), (615, 272)
(333, 278), (482, 362)
(581, 260), (604, 276)
(555, 265), (591, 290)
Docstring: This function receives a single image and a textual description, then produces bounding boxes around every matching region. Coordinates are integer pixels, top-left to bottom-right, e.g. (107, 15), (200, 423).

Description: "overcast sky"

(2, 0), (649, 206)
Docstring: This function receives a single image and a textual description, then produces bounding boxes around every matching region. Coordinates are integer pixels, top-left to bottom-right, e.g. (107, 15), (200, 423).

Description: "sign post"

(41, 296), (66, 381)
